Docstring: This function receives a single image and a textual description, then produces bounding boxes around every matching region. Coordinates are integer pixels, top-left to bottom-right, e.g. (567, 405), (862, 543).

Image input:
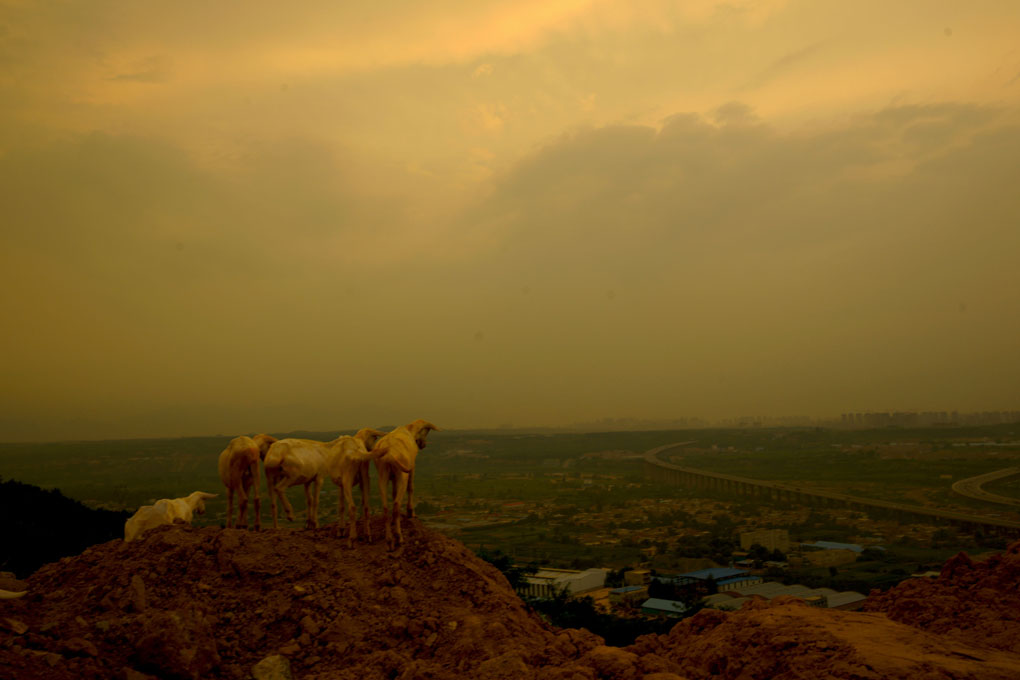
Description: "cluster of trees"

(477, 549), (538, 591)
(478, 550), (683, 646)
(0, 478), (129, 578)
(529, 591), (676, 647)
(745, 543), (786, 565)
(646, 577), (704, 607)
(674, 534), (737, 565)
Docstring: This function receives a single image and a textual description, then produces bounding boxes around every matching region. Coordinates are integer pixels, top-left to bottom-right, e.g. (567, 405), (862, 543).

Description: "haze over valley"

(1, 1), (1019, 442)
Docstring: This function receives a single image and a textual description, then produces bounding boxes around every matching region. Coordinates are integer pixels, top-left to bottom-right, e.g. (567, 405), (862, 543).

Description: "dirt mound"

(627, 597), (1020, 680)
(2, 521), (1020, 680)
(864, 541), (1020, 654)
(0, 519), (615, 680)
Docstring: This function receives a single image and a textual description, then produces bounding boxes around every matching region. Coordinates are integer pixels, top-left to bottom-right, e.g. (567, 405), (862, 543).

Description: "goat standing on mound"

(263, 437), (330, 529)
(372, 419), (440, 549)
(324, 427), (396, 547)
(218, 433), (276, 530)
(124, 491), (217, 542)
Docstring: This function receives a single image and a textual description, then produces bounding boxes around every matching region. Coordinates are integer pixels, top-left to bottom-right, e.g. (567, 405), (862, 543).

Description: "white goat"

(264, 430), (406, 531)
(324, 427), (391, 547)
(263, 437), (330, 530)
(124, 491), (217, 542)
(218, 433), (276, 530)
(372, 419), (440, 549)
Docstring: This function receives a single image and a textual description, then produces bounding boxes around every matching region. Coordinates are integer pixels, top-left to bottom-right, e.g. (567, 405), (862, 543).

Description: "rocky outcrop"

(628, 597), (1020, 679)
(1, 519), (1018, 679)
(864, 541), (1020, 654)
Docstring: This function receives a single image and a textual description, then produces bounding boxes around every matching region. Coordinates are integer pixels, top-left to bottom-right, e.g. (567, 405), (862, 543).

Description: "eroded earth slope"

(2, 519), (1019, 679)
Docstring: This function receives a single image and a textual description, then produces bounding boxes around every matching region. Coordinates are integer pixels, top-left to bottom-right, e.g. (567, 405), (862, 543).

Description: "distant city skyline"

(3, 408), (1020, 443)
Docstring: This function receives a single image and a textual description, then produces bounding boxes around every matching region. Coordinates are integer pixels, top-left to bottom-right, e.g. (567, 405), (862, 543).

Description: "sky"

(1, 0), (1019, 440)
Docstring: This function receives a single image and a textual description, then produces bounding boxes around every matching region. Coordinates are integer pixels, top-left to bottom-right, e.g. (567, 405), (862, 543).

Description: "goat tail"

(388, 455), (413, 475)
(368, 445), (413, 474)
(263, 447), (284, 469)
(0, 589), (26, 599)
(242, 445), (260, 465)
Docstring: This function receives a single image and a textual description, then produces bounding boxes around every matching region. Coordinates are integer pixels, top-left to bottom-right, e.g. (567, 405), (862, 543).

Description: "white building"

(518, 568), (608, 599)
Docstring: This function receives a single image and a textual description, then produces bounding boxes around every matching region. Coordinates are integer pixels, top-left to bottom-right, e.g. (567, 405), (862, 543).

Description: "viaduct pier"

(643, 443), (1020, 538)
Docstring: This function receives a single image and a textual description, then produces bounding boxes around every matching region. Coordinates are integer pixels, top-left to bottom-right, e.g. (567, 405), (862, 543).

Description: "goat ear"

(199, 492), (218, 499)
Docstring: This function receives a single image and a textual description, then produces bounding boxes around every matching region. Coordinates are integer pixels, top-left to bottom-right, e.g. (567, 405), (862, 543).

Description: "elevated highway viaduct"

(643, 443), (1020, 538)
(951, 467), (1020, 508)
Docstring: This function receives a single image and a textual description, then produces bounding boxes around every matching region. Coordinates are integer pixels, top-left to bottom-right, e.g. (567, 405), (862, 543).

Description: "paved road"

(644, 443), (1020, 533)
(951, 467), (1020, 507)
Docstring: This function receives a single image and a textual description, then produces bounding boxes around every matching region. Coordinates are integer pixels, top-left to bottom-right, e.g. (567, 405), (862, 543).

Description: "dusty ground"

(2, 518), (1019, 679)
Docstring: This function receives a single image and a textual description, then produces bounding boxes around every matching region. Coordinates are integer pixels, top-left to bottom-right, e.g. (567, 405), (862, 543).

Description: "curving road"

(951, 467), (1020, 507)
(643, 443), (1020, 537)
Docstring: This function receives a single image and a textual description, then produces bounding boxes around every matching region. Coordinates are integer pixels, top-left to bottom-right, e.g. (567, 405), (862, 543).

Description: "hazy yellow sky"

(2, 0), (1019, 440)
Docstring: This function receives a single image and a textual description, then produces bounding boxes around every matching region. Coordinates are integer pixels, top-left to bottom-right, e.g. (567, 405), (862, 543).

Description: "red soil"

(864, 541), (1020, 654)
(2, 519), (1019, 679)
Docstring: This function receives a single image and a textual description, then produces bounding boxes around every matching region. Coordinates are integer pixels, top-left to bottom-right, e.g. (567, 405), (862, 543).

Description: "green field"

(2, 423), (1017, 585)
(3, 425), (1019, 522)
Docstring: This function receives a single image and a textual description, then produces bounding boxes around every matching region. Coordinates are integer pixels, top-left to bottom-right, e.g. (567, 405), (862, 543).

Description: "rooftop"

(801, 541), (865, 553)
(679, 567), (750, 581)
(640, 598), (689, 614)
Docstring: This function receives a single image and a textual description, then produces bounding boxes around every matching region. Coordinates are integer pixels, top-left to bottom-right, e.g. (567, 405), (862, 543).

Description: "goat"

(218, 433), (277, 530)
(264, 431), (406, 531)
(323, 427), (391, 547)
(262, 437), (331, 530)
(124, 491), (217, 542)
(372, 419), (440, 549)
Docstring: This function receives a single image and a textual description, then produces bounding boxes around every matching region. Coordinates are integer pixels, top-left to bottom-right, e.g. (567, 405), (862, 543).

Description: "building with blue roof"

(675, 567), (762, 591)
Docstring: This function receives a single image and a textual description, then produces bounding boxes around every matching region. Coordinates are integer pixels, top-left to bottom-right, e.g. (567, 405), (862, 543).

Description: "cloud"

(2, 0), (1020, 439)
(712, 101), (760, 125)
(428, 102), (1020, 418)
(742, 40), (827, 90)
(1, 102), (1019, 439)
(0, 129), (464, 438)
(109, 55), (172, 83)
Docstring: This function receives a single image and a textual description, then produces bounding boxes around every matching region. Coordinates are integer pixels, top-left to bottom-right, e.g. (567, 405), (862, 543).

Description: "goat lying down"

(218, 433), (276, 530)
(264, 430), (406, 531)
(124, 491), (217, 542)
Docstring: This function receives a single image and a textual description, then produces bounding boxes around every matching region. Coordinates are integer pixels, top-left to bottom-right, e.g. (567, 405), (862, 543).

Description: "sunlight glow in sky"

(2, 1), (1019, 439)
